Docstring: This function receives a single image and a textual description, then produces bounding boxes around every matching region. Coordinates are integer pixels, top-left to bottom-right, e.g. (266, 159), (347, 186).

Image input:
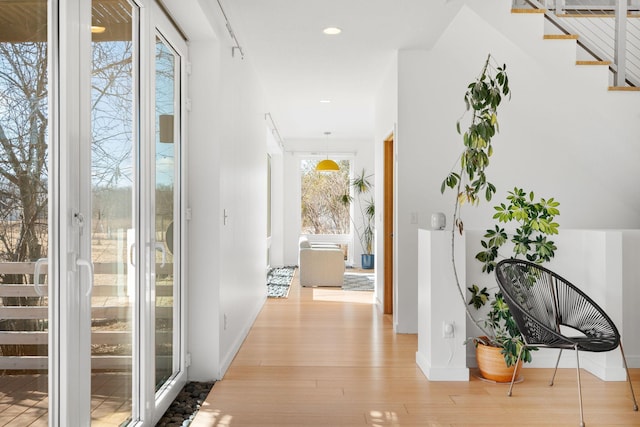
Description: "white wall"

(186, 39), (222, 381)
(175, 1), (270, 381)
(424, 229), (640, 380)
(462, 229), (640, 373)
(392, 1), (640, 333)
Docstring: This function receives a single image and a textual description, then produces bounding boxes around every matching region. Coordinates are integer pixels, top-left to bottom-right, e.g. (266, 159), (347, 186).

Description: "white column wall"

(186, 39), (222, 381)
(416, 229), (469, 381)
(423, 229), (640, 380)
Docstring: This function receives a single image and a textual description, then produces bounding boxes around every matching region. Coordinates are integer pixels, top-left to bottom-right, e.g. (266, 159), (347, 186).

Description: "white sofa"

(298, 236), (345, 287)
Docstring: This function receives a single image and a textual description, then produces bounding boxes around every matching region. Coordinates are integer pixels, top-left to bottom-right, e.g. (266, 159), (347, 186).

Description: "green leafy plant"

(439, 55), (560, 368)
(467, 188), (560, 366)
(440, 53), (510, 334)
(476, 188), (560, 273)
(441, 54), (510, 213)
(341, 168), (375, 254)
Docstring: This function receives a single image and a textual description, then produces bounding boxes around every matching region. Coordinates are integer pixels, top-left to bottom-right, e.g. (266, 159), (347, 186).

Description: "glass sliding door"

(90, 0), (137, 424)
(153, 33), (181, 393)
(0, 1), (186, 424)
(0, 0), (49, 424)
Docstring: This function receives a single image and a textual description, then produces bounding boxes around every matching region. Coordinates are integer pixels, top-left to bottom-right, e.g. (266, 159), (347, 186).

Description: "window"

(300, 158), (352, 261)
(300, 159), (350, 235)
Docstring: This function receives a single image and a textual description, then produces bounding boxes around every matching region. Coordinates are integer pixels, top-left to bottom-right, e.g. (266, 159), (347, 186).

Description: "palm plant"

(341, 169), (375, 255)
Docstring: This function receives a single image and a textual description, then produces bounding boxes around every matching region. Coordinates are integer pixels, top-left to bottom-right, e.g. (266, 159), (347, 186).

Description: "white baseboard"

(468, 348), (635, 381)
(416, 351), (469, 381)
(218, 295), (267, 378)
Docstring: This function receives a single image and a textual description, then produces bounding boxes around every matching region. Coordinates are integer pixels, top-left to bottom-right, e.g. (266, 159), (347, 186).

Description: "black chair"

(495, 259), (638, 427)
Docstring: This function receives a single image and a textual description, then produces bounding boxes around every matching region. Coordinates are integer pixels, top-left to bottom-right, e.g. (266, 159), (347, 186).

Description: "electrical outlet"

(442, 321), (455, 339)
(410, 212), (418, 224)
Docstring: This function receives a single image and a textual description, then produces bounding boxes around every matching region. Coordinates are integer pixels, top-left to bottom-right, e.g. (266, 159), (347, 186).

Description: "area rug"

(342, 272), (374, 291)
(267, 266), (296, 298)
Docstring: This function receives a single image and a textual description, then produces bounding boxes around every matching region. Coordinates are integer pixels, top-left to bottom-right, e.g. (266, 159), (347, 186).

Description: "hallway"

(191, 270), (640, 426)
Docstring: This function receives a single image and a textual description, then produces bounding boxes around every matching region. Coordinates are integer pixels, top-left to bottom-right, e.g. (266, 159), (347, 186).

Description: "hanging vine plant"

(440, 53), (511, 336)
(440, 54), (563, 371)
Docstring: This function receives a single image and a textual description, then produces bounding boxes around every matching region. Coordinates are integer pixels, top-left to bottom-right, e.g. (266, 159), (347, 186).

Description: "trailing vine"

(440, 55), (563, 367)
(440, 53), (511, 337)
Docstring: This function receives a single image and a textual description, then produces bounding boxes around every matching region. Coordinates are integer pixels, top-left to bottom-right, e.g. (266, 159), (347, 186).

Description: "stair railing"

(514, 0), (640, 87)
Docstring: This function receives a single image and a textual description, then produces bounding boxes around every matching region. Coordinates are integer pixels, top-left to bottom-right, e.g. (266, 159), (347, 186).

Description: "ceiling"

(0, 0), (456, 147)
(222, 0), (456, 146)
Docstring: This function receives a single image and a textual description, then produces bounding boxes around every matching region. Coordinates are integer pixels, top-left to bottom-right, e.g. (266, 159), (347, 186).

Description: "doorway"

(383, 133), (394, 315)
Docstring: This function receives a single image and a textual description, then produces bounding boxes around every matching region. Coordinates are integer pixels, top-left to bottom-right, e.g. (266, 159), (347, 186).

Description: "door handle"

(76, 257), (95, 297)
(33, 257), (48, 296)
(129, 243), (136, 267)
(155, 242), (167, 268)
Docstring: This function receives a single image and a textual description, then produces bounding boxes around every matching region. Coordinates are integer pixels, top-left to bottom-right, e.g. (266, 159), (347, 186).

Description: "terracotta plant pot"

(475, 339), (523, 383)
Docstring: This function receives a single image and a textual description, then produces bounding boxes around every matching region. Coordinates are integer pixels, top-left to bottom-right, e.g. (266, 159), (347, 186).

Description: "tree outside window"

(300, 159), (350, 235)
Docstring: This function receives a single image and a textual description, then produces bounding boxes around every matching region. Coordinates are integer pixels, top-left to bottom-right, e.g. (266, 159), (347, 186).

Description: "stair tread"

(576, 60), (611, 66)
(608, 86), (640, 92)
(513, 8), (638, 92)
(511, 8), (546, 14)
(544, 34), (579, 40)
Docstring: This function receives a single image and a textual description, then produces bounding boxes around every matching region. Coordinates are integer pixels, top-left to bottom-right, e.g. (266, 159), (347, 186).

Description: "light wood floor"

(192, 269), (640, 426)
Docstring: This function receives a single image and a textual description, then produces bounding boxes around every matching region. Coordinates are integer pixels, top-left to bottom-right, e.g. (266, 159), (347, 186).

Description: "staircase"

(512, 0), (640, 90)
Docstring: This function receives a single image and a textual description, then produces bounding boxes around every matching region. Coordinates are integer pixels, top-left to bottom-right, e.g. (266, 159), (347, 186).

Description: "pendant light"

(316, 131), (340, 172)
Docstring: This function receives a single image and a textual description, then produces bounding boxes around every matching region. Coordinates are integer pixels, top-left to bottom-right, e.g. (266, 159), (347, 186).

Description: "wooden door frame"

(383, 133), (394, 315)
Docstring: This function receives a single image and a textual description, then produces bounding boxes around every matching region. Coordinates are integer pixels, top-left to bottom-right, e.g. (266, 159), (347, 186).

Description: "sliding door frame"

(49, 0), (94, 425)
(143, 4), (189, 424)
(48, 1), (188, 425)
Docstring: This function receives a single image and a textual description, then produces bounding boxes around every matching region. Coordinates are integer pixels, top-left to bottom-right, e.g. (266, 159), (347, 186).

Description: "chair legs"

(547, 344), (636, 427)
(574, 345), (585, 427)
(550, 349), (563, 386)
(619, 342), (639, 411)
(507, 345), (525, 397)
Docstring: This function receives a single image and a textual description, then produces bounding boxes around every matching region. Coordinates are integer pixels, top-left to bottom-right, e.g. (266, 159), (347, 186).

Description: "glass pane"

(90, 0), (136, 424)
(0, 0), (49, 424)
(154, 35), (178, 391)
(300, 159), (350, 235)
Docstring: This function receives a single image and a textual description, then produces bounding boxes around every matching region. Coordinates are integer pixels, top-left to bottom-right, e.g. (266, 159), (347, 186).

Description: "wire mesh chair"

(495, 259), (638, 427)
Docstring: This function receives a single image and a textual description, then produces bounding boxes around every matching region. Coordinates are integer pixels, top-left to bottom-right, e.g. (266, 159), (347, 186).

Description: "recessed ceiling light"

(320, 99), (331, 104)
(323, 27), (342, 35)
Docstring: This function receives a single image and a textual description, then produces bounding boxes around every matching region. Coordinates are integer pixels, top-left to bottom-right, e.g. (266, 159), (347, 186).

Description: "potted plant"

(440, 53), (513, 379)
(439, 54), (562, 381)
(467, 188), (560, 381)
(341, 168), (375, 269)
